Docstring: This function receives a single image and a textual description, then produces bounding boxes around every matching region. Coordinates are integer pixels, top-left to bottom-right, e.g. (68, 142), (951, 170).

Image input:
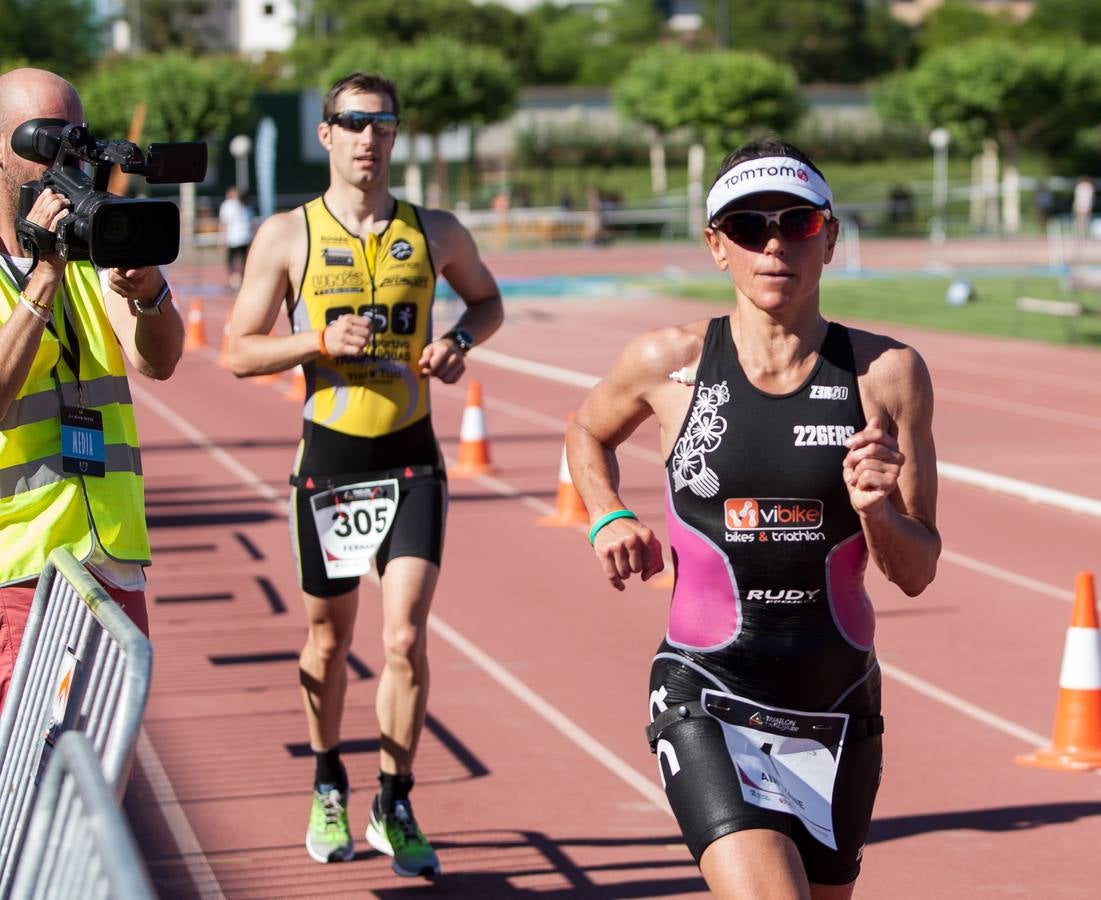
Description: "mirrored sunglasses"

(712, 205), (831, 249)
(327, 110), (399, 135)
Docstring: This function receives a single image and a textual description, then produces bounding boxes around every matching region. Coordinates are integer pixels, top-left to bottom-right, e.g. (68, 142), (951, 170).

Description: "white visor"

(706, 156), (833, 223)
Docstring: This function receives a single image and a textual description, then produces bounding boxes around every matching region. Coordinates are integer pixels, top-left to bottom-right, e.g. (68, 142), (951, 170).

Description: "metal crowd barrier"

(0, 548), (153, 897)
(8, 731), (155, 900)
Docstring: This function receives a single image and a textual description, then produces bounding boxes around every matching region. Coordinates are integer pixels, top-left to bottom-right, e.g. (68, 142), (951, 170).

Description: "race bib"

(702, 688), (848, 849)
(309, 478), (399, 579)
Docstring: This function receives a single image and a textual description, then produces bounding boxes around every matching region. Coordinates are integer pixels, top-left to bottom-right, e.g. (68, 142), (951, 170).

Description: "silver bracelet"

(19, 294), (50, 323)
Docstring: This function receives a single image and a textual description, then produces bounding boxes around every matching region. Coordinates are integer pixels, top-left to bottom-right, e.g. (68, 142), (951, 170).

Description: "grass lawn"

(645, 273), (1101, 348)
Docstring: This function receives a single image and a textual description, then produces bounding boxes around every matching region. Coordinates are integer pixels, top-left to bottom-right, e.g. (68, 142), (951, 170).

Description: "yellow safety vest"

(0, 261), (150, 586)
(291, 198), (436, 438)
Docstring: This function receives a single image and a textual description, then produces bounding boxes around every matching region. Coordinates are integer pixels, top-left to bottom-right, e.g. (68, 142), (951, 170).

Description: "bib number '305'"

(310, 479), (399, 578)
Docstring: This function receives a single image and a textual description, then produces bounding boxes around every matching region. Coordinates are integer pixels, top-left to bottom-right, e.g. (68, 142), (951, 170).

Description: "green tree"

(78, 53), (260, 147)
(321, 37), (519, 203)
(305, 0), (536, 79)
(275, 36), (346, 89)
(0, 0), (100, 78)
(299, 0), (663, 87)
(524, 0), (664, 85)
(1023, 0), (1101, 45)
(873, 40), (1101, 165)
(122, 0), (214, 54)
(918, 0), (1011, 54)
(613, 46), (804, 149)
(712, 1), (915, 84)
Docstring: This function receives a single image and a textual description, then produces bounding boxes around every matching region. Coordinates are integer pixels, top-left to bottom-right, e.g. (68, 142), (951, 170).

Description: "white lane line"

(427, 614), (673, 817)
(940, 549), (1073, 603)
(937, 461), (1101, 519)
(937, 387), (1101, 430)
(131, 382), (670, 828)
(923, 356), (1101, 396)
(471, 347), (599, 389)
(135, 730), (226, 899)
(469, 348), (1101, 519)
(132, 380), (284, 505)
(435, 382), (661, 466)
(878, 661), (1049, 748)
(439, 382), (1082, 607)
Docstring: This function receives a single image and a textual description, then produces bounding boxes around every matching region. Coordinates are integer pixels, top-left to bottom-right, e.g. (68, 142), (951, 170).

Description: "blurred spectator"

(1033, 184), (1053, 229)
(219, 186), (254, 291)
(1073, 177), (1094, 242)
(887, 185), (914, 227)
(491, 189), (510, 249)
(584, 186), (609, 247)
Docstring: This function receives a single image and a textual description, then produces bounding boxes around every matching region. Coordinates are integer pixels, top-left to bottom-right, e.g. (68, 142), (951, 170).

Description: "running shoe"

(366, 794), (441, 877)
(305, 786), (354, 863)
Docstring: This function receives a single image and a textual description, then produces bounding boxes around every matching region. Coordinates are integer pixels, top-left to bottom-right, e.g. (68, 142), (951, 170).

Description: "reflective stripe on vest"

(0, 376), (132, 430)
(0, 261), (150, 584)
(0, 444), (143, 496)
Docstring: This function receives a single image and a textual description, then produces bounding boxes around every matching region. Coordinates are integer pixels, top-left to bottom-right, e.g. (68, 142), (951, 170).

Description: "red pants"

(0, 578), (149, 712)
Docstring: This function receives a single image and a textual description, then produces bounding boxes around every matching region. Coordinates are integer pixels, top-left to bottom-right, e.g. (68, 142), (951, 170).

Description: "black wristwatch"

(134, 280), (171, 316)
(443, 327), (475, 354)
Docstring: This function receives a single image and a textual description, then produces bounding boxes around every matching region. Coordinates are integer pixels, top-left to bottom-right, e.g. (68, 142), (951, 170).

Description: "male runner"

(228, 71), (503, 876)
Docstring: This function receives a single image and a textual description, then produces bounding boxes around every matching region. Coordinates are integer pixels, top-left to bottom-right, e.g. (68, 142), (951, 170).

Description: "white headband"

(706, 156), (833, 222)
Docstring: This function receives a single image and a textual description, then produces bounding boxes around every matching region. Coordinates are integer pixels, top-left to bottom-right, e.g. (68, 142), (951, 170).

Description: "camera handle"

(13, 216), (56, 273)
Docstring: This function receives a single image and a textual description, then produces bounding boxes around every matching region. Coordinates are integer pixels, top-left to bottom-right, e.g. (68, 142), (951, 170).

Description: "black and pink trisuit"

(648, 316), (883, 885)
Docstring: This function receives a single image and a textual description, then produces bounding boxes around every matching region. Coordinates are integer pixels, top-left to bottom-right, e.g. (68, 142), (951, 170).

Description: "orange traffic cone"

(184, 298), (206, 351)
(451, 379), (494, 477)
(285, 364), (307, 401)
(1017, 572), (1101, 771)
(539, 414), (588, 526)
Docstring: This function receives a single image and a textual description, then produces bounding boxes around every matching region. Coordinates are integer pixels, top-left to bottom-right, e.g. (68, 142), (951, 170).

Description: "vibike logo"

(809, 384), (849, 400)
(725, 498), (822, 530)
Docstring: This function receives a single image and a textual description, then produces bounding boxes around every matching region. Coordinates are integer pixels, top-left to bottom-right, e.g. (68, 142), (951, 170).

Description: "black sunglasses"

(326, 110), (399, 135)
(712, 205), (831, 250)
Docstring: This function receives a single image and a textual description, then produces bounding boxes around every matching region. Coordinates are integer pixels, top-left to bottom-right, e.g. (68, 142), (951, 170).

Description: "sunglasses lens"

(720, 213), (768, 247)
(369, 115), (396, 135)
(779, 208), (825, 239)
(716, 208), (827, 247)
(332, 112), (397, 134)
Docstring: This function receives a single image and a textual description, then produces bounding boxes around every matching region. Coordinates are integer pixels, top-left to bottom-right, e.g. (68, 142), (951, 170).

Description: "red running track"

(122, 241), (1101, 898)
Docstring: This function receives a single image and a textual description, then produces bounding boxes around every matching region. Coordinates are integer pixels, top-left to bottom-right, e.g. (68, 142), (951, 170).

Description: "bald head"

(0, 68), (85, 236)
(0, 68), (83, 135)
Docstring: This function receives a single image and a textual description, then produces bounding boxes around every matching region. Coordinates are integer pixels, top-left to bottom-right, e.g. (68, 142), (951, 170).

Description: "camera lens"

(90, 198), (180, 268)
(99, 208), (134, 244)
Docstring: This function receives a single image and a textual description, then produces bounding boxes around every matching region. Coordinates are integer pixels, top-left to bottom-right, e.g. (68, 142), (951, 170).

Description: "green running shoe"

(366, 795), (441, 877)
(305, 786), (354, 864)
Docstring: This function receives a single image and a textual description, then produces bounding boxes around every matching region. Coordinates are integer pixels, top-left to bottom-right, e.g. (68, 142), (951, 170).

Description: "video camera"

(12, 118), (207, 269)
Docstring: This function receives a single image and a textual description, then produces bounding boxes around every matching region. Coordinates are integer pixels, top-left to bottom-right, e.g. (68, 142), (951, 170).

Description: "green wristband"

(588, 508), (638, 545)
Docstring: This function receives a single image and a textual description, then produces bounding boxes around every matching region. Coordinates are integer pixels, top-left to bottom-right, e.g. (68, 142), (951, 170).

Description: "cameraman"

(0, 68), (184, 709)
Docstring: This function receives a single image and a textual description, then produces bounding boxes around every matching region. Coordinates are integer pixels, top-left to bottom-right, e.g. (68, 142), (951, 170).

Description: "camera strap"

(14, 217), (56, 265)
